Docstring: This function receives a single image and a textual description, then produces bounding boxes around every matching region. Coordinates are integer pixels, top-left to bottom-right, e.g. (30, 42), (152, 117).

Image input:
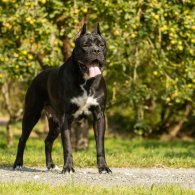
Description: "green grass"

(1, 125), (195, 194)
(1, 124), (195, 168)
(0, 183), (194, 195)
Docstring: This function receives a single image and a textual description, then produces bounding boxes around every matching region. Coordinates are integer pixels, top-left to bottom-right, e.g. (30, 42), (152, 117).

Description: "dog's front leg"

(93, 112), (112, 174)
(60, 118), (75, 173)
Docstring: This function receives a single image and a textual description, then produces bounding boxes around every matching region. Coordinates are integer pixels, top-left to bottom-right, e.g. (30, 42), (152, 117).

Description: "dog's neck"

(71, 55), (86, 84)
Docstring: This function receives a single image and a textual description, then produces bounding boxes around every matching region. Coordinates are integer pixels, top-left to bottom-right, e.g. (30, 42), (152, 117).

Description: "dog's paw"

(13, 165), (23, 170)
(98, 166), (112, 174)
(13, 161), (23, 170)
(62, 165), (75, 174)
(47, 163), (56, 170)
(13, 158), (23, 170)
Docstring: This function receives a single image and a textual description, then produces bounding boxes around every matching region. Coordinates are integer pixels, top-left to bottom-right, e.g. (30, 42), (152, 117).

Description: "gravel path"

(1, 167), (195, 189)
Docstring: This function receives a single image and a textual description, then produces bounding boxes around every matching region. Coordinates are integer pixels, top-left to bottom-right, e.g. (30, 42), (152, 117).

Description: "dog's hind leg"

(13, 100), (43, 169)
(45, 117), (60, 170)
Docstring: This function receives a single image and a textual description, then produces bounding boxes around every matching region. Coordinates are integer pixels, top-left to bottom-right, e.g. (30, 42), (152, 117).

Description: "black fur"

(13, 24), (111, 174)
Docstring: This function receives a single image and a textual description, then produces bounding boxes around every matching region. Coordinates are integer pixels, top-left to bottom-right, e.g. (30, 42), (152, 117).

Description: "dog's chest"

(70, 84), (98, 118)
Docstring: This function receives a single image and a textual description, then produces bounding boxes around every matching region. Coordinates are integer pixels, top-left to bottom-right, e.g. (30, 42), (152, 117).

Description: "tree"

(0, 0), (195, 141)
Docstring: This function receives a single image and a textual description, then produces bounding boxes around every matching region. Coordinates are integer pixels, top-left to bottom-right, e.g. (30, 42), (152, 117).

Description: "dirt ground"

(0, 167), (195, 189)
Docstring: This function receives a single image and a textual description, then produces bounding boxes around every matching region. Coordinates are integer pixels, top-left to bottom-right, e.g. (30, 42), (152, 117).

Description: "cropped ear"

(80, 23), (87, 36)
(96, 23), (101, 35)
(75, 23), (87, 41)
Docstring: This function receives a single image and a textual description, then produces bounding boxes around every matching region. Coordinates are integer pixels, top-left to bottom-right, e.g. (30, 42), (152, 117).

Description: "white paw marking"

(15, 166), (22, 170)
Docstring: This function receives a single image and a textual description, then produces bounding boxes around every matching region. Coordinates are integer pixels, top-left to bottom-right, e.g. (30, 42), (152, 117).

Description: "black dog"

(13, 24), (111, 174)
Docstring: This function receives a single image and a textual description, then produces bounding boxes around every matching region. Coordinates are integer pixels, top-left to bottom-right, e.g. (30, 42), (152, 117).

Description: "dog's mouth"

(87, 60), (102, 78)
(79, 60), (102, 79)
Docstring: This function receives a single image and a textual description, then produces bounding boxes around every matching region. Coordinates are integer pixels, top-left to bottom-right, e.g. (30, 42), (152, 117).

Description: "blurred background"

(0, 0), (195, 147)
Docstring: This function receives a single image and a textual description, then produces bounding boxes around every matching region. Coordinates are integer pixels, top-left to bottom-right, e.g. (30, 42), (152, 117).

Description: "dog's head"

(73, 24), (106, 80)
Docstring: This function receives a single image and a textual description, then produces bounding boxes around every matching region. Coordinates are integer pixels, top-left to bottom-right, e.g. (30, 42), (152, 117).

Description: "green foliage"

(0, 0), (195, 134)
(0, 0), (63, 81)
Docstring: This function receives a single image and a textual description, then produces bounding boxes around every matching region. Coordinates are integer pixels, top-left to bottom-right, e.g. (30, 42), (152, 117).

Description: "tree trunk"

(1, 82), (23, 146)
(6, 119), (13, 145)
(168, 104), (192, 138)
(71, 120), (89, 150)
(61, 36), (71, 62)
(1, 83), (14, 146)
(161, 103), (192, 140)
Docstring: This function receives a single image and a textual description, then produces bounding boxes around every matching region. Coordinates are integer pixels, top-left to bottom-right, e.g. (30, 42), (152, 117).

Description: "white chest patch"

(70, 84), (99, 118)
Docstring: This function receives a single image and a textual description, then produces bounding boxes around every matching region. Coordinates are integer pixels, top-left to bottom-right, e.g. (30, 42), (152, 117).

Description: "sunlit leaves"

(0, 0), (194, 133)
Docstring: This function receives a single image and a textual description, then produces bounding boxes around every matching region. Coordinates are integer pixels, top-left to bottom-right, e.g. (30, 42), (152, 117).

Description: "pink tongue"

(89, 66), (101, 78)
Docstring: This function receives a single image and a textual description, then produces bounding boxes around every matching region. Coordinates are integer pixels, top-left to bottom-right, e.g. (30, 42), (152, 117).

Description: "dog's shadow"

(0, 165), (51, 173)
(0, 166), (99, 175)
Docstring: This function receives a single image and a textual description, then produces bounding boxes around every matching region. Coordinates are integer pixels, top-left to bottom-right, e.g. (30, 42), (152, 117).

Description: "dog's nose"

(93, 47), (100, 54)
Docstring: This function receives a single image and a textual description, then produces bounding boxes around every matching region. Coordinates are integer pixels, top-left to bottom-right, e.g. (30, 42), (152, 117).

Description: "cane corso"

(13, 24), (111, 174)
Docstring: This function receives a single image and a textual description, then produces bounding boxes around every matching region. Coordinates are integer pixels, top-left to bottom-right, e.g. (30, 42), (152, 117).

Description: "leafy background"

(0, 0), (195, 140)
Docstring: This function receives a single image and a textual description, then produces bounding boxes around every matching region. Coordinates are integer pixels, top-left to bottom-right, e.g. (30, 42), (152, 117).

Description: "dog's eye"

(82, 43), (90, 47)
(97, 43), (104, 47)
